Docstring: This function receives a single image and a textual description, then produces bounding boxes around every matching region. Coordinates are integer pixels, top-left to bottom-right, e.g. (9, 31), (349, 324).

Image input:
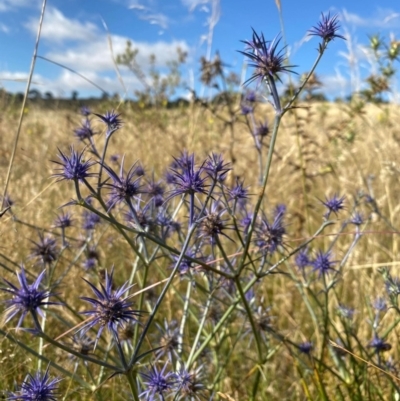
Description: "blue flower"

(140, 363), (176, 401)
(7, 367), (61, 401)
(240, 30), (296, 85)
(309, 13), (345, 44)
(321, 194), (345, 219)
(1, 268), (58, 328)
(94, 110), (122, 138)
(312, 250), (336, 277)
(80, 268), (141, 342)
(52, 147), (96, 182)
(299, 341), (314, 354)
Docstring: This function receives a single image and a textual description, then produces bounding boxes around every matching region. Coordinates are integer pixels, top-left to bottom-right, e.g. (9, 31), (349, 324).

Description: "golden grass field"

(1, 98), (400, 399)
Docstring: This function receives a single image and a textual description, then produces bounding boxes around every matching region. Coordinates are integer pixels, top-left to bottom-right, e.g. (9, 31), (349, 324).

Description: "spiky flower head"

(101, 159), (144, 210)
(321, 194), (345, 219)
(74, 119), (96, 141)
(166, 153), (208, 200)
(204, 153), (231, 182)
(1, 268), (58, 328)
(30, 233), (58, 266)
(240, 30), (296, 85)
(94, 110), (122, 138)
(52, 147), (96, 182)
(299, 341), (314, 354)
(309, 13), (345, 45)
(368, 335), (391, 352)
(7, 367), (61, 401)
(80, 268), (141, 343)
(53, 211), (74, 229)
(295, 248), (311, 270)
(139, 364), (176, 401)
(255, 209), (285, 255)
(175, 366), (206, 400)
(312, 250), (336, 277)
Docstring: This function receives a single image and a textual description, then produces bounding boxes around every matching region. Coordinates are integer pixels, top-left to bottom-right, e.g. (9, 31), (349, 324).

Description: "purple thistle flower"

(171, 249), (200, 276)
(175, 366), (205, 400)
(74, 119), (96, 141)
(80, 268), (141, 342)
(229, 178), (249, 201)
(255, 210), (285, 255)
(82, 209), (101, 230)
(7, 367), (61, 401)
(309, 13), (345, 43)
(350, 212), (364, 226)
(139, 363), (176, 401)
(52, 147), (96, 182)
(240, 30), (296, 85)
(30, 234), (58, 265)
(337, 304), (355, 320)
(80, 106), (91, 116)
(312, 250), (336, 277)
(1, 268), (58, 328)
(166, 154), (208, 201)
(204, 153), (231, 182)
(53, 211), (74, 229)
(101, 160), (144, 210)
(245, 90), (257, 102)
(240, 104), (253, 115)
(254, 120), (269, 140)
(321, 194), (345, 219)
(373, 297), (387, 312)
(368, 335), (391, 352)
(299, 341), (314, 354)
(295, 248), (310, 270)
(94, 110), (122, 138)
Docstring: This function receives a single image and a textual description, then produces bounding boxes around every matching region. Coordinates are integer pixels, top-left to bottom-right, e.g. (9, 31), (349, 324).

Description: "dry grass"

(1, 99), (400, 399)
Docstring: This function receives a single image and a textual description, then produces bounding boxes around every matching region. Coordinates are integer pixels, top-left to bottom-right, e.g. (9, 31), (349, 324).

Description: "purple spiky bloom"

(30, 234), (58, 265)
(80, 268), (141, 342)
(166, 153), (208, 201)
(94, 110), (122, 138)
(53, 211), (74, 229)
(52, 147), (96, 182)
(74, 119), (96, 141)
(80, 106), (91, 116)
(240, 30), (296, 85)
(309, 13), (345, 43)
(101, 160), (144, 210)
(350, 212), (364, 226)
(229, 178), (249, 201)
(255, 210), (285, 255)
(299, 341), (314, 354)
(312, 250), (336, 277)
(82, 210), (101, 230)
(204, 153), (231, 182)
(241, 104), (253, 115)
(368, 335), (391, 352)
(321, 194), (345, 219)
(295, 248), (310, 270)
(175, 366), (205, 400)
(139, 364), (176, 401)
(1, 268), (58, 328)
(7, 367), (61, 401)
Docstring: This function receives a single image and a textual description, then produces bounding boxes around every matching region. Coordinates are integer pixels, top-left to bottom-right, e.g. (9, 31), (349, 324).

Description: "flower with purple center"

(245, 90), (257, 102)
(166, 153), (208, 201)
(368, 335), (391, 352)
(94, 110), (122, 138)
(74, 119), (96, 142)
(350, 212), (364, 226)
(101, 160), (144, 210)
(321, 194), (345, 219)
(30, 234), (58, 265)
(204, 153), (231, 182)
(82, 209), (101, 230)
(229, 178), (249, 202)
(240, 104), (253, 115)
(7, 367), (61, 401)
(299, 341), (314, 354)
(295, 248), (310, 270)
(139, 363), (176, 401)
(53, 211), (74, 229)
(255, 210), (285, 255)
(312, 250), (336, 277)
(52, 147), (96, 182)
(80, 268), (141, 342)
(175, 366), (205, 400)
(80, 106), (91, 116)
(309, 13), (345, 44)
(240, 30), (296, 85)
(254, 120), (269, 140)
(1, 268), (58, 328)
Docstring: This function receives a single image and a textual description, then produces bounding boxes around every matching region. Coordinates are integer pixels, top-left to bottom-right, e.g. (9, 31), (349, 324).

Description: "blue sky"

(0, 0), (399, 100)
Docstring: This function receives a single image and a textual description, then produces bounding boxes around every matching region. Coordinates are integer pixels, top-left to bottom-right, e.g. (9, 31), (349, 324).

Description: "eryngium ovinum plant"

(2, 13), (384, 401)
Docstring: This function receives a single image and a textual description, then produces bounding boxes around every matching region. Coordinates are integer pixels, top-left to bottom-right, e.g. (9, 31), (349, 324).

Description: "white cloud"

(0, 0), (34, 12)
(127, 1), (170, 29)
(181, 0), (211, 12)
(0, 22), (9, 33)
(341, 8), (400, 29)
(45, 35), (189, 74)
(24, 7), (99, 43)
